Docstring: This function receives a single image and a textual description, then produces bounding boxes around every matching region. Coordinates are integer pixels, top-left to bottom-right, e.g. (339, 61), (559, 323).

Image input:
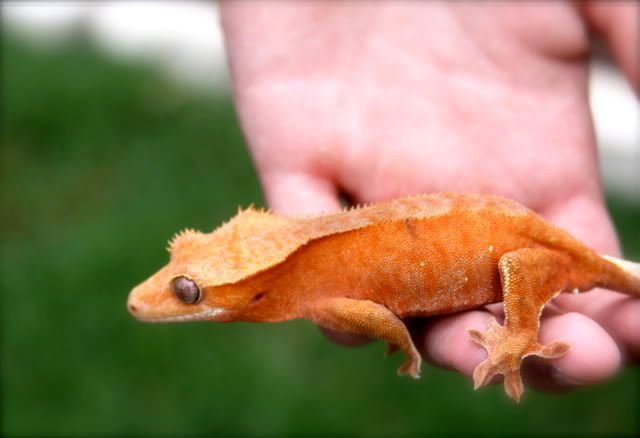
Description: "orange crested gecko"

(127, 192), (640, 402)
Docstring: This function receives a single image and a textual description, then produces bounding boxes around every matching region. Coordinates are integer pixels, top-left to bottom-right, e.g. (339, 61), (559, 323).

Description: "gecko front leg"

(468, 248), (573, 402)
(306, 297), (422, 378)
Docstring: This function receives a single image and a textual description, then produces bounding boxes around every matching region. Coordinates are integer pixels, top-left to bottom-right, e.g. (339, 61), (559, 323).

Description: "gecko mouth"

(130, 306), (227, 323)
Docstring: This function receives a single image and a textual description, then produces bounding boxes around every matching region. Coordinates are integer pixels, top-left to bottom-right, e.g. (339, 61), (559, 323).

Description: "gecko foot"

(467, 317), (570, 402)
(396, 346), (422, 379)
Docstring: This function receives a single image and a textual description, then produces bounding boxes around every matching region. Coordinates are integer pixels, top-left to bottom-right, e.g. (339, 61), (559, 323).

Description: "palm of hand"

(222, 2), (638, 392)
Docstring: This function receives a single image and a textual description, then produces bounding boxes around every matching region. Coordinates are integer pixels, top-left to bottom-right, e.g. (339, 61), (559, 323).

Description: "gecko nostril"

(129, 304), (138, 313)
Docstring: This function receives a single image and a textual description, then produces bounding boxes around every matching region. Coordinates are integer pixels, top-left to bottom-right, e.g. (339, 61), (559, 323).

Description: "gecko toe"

(472, 359), (496, 389)
(397, 366), (421, 379)
(487, 316), (501, 330)
(504, 370), (524, 403)
(397, 352), (422, 379)
(533, 341), (571, 359)
(467, 328), (486, 346)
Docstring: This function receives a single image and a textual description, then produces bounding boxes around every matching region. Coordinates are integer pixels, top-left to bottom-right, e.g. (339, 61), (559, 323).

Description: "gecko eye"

(171, 276), (201, 304)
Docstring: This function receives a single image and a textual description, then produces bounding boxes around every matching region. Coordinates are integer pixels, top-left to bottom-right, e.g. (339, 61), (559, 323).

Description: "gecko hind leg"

(467, 248), (572, 402)
(385, 343), (400, 356)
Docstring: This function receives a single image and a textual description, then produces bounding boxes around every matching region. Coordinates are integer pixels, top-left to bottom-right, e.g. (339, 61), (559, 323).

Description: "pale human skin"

(219, 1), (639, 392)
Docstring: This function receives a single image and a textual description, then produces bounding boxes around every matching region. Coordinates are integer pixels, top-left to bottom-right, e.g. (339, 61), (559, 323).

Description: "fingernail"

(550, 367), (585, 387)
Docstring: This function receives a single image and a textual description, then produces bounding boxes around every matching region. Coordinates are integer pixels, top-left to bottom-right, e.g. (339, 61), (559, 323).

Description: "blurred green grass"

(1, 32), (638, 437)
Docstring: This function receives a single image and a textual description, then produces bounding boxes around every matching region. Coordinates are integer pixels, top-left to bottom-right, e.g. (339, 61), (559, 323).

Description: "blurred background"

(2, 1), (638, 436)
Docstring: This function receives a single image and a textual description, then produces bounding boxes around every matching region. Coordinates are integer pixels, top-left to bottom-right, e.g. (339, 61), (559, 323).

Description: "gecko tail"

(599, 255), (640, 297)
(602, 255), (640, 277)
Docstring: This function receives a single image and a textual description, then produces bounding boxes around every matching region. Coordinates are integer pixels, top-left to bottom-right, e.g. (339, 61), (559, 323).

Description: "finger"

(523, 312), (621, 392)
(542, 193), (640, 360)
(580, 1), (640, 92)
(554, 290), (640, 361)
(260, 171), (341, 215)
(420, 310), (494, 377)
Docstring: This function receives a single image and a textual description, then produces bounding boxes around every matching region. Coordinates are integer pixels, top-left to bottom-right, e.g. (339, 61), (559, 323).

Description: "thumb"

(260, 171), (342, 215)
(580, 1), (640, 92)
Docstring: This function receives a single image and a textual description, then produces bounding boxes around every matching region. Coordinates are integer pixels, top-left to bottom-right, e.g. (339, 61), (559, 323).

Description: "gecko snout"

(127, 295), (141, 317)
(127, 293), (155, 321)
(127, 284), (150, 319)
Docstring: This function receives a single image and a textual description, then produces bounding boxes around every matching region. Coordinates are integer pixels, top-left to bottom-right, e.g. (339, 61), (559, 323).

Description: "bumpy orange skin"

(128, 193), (640, 402)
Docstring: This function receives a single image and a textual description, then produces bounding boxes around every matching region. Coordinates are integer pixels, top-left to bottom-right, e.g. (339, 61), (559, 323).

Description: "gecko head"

(127, 208), (307, 322)
(127, 260), (231, 323)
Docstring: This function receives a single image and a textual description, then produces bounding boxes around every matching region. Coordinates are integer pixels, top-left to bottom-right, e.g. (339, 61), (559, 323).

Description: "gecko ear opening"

(171, 276), (202, 304)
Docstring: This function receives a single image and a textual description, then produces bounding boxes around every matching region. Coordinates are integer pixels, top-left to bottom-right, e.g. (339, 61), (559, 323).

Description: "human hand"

(220, 1), (639, 393)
